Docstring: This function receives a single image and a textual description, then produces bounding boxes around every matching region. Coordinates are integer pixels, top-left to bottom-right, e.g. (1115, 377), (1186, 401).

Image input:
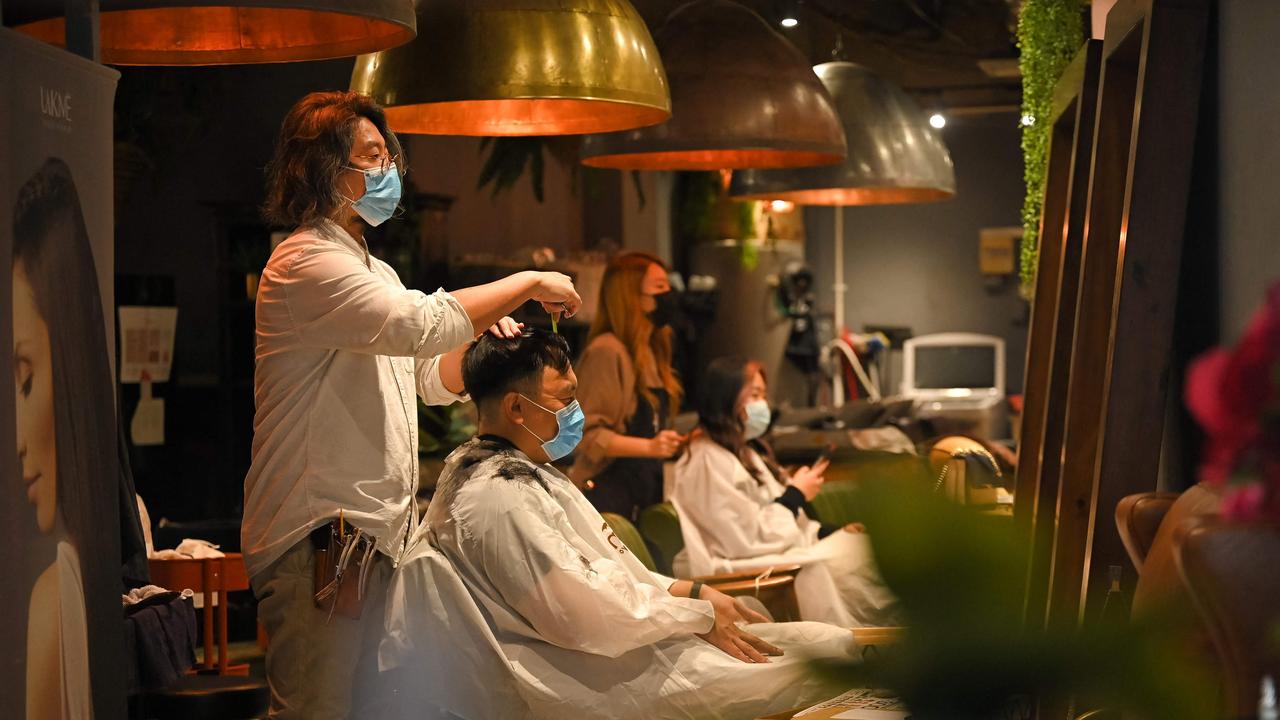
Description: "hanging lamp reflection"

(12, 0), (417, 66)
(350, 0), (670, 136)
(579, 0), (846, 170)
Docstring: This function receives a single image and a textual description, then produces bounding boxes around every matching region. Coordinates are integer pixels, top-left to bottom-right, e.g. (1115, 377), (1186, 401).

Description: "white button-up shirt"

(241, 219), (474, 580)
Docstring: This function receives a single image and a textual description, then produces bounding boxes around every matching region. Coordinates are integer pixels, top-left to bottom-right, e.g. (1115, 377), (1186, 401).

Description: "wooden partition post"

(1078, 0), (1209, 623)
(1044, 0), (1209, 637)
(1014, 40), (1103, 630)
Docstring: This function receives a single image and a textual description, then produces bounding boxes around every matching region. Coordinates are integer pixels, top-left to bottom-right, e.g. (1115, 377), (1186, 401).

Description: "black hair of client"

(463, 328), (573, 417)
(13, 157), (117, 708)
(697, 356), (785, 485)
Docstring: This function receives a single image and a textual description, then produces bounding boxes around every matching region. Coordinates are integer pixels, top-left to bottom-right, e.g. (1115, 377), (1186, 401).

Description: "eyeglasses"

(349, 152), (399, 174)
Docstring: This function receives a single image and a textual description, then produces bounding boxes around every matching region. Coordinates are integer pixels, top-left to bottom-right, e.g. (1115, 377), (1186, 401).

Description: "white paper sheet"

(794, 688), (909, 719)
(831, 709), (910, 720)
(130, 378), (164, 446)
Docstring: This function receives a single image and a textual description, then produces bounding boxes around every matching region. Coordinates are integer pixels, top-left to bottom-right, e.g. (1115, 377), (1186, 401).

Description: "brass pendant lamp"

(12, 0), (417, 65)
(729, 61), (955, 205)
(349, 0), (670, 137)
(579, 0), (846, 171)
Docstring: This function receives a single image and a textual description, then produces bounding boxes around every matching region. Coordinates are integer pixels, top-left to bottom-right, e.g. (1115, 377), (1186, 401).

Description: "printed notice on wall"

(118, 306), (178, 383)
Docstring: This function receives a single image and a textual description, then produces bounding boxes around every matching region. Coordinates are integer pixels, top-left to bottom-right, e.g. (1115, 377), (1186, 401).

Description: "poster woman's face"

(13, 261), (57, 534)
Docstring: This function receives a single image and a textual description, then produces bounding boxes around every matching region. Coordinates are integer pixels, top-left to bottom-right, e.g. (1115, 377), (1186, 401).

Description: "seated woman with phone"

(671, 356), (900, 627)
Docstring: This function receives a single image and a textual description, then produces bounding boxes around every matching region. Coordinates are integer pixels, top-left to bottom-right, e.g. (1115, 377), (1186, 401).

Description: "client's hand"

(697, 587), (783, 664)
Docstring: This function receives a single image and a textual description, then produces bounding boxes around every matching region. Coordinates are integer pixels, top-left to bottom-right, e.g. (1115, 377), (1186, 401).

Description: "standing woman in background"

(571, 253), (685, 521)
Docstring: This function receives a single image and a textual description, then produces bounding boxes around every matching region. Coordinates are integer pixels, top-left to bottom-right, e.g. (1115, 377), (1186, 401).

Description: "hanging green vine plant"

(1018, 0), (1087, 297)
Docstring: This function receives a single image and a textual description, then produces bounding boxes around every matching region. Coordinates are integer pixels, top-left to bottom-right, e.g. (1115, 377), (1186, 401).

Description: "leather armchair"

(1175, 517), (1280, 717)
(1115, 491), (1179, 571)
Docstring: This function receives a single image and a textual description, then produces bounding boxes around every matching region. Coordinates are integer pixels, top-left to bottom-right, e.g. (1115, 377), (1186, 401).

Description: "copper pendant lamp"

(349, 0), (670, 137)
(579, 0), (846, 171)
(729, 61), (955, 205)
(12, 0), (417, 66)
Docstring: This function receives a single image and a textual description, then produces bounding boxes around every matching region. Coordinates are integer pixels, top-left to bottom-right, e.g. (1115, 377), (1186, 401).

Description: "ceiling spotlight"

(929, 113), (947, 129)
(778, 0), (800, 28)
(1020, 114), (1036, 127)
(770, 199), (796, 213)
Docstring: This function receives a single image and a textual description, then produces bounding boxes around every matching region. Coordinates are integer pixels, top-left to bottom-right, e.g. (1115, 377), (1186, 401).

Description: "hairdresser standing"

(242, 91), (579, 719)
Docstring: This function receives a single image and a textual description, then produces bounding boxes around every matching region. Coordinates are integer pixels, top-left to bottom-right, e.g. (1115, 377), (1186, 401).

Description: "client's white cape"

(378, 438), (858, 720)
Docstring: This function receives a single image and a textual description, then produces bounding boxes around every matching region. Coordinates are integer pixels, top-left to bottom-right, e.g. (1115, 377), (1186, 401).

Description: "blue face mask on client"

(347, 164), (401, 227)
(520, 395), (586, 461)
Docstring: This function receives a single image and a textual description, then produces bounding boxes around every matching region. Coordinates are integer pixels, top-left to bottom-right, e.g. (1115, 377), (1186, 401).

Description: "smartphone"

(814, 442), (837, 467)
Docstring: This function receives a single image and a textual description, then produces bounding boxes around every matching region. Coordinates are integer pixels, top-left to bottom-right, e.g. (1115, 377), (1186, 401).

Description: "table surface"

(148, 552), (249, 593)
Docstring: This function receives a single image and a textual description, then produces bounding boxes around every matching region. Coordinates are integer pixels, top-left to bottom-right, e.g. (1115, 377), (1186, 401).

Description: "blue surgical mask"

(743, 399), (771, 440)
(520, 395), (585, 461)
(348, 165), (401, 227)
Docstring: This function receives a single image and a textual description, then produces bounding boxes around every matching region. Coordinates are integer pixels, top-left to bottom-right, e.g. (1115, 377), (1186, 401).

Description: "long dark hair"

(696, 356), (784, 485)
(263, 91), (404, 228)
(13, 157), (117, 709)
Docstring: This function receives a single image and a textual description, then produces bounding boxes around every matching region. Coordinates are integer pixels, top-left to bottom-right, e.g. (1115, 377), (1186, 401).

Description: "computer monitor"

(900, 332), (1005, 402)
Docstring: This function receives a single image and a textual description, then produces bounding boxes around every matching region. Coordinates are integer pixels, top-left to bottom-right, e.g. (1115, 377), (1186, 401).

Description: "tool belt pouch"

(311, 520), (374, 620)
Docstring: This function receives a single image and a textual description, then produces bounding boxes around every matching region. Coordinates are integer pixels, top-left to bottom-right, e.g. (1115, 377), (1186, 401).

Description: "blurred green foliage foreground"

(815, 479), (1217, 720)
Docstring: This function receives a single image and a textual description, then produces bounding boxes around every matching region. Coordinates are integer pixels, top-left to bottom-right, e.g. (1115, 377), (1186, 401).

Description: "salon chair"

(1073, 484), (1224, 720)
(1175, 517), (1280, 717)
(1115, 491), (1180, 571)
(1126, 484), (1221, 619)
(603, 512), (803, 622)
(638, 503), (685, 576)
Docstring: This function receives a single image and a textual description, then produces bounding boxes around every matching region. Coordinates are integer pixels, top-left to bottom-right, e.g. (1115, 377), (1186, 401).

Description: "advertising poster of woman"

(2, 29), (125, 719)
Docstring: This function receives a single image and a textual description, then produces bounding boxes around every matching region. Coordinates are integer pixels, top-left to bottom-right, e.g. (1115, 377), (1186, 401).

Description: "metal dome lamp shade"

(729, 62), (954, 399)
(349, 0), (670, 137)
(13, 0), (417, 65)
(579, 0), (846, 170)
(729, 61), (955, 205)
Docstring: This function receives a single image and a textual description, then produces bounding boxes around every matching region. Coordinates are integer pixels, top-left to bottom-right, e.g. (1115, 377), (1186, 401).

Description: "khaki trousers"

(251, 538), (391, 720)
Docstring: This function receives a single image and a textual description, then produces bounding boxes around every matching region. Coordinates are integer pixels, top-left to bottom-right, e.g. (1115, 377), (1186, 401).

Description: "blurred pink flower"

(1184, 283), (1280, 521)
(1219, 481), (1266, 522)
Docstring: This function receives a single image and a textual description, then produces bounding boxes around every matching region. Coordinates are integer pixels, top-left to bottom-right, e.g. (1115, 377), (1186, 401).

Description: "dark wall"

(1215, 0), (1280, 340)
(803, 117), (1029, 394)
(115, 59), (355, 524)
(116, 59), (354, 380)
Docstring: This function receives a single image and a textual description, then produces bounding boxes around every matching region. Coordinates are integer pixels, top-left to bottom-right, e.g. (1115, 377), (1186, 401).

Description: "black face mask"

(647, 291), (679, 329)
